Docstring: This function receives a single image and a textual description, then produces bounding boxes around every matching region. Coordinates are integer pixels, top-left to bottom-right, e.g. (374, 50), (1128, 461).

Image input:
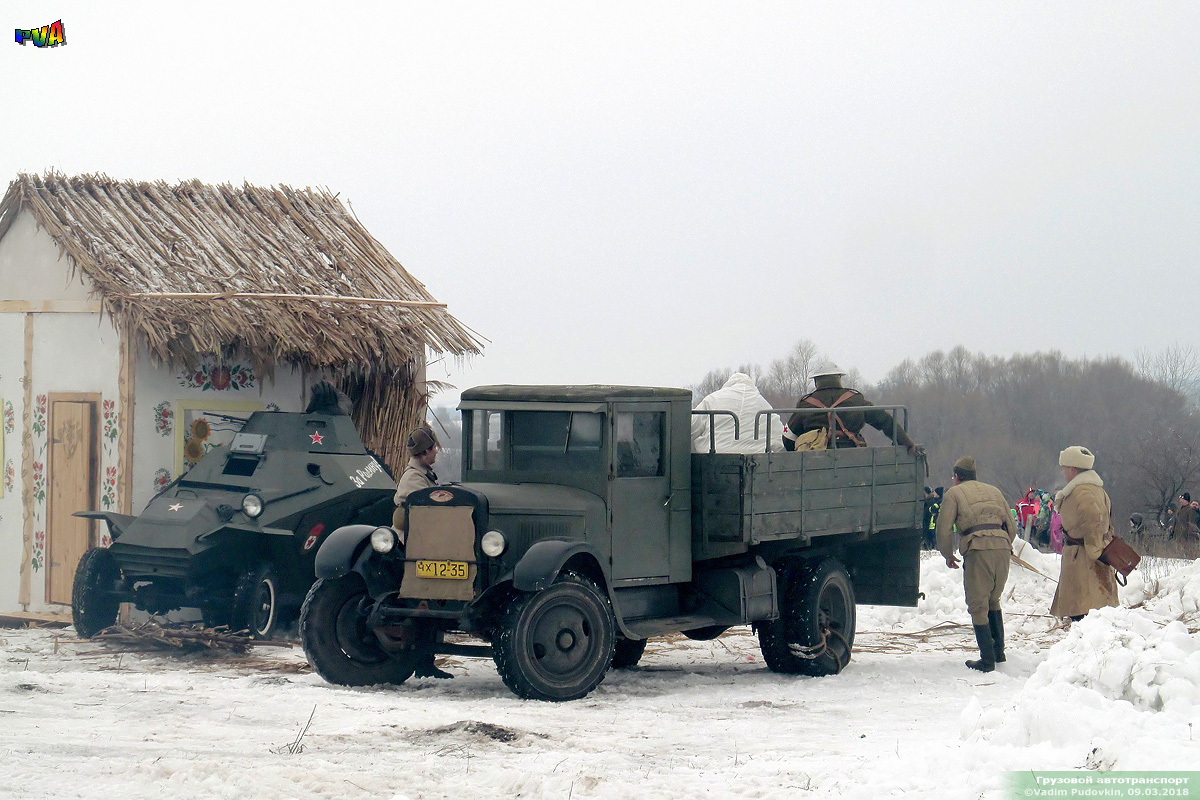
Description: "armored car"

(71, 408), (396, 639)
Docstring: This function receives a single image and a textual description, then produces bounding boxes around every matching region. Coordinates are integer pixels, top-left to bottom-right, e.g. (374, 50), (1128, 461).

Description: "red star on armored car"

(310, 431), (324, 445)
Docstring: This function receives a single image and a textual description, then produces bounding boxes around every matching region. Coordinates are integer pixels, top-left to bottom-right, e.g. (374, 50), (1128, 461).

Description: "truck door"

(609, 403), (671, 581)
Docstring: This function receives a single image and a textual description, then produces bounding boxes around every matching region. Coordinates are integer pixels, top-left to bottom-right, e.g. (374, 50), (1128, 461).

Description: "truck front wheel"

(300, 575), (417, 687)
(758, 557), (855, 677)
(493, 572), (616, 700)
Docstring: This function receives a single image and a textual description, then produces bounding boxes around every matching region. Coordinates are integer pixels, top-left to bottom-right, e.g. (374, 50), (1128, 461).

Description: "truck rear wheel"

(300, 575), (417, 686)
(72, 547), (121, 638)
(758, 557), (855, 677)
(493, 572), (615, 700)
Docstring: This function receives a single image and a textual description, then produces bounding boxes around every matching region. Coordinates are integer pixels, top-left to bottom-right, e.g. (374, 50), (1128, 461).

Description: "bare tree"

(690, 368), (732, 407)
(1136, 344), (1200, 406)
(763, 339), (821, 405)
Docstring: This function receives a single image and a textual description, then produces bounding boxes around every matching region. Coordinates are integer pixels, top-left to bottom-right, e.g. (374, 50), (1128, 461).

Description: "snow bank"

(964, 559), (1200, 769)
(1023, 607), (1200, 713)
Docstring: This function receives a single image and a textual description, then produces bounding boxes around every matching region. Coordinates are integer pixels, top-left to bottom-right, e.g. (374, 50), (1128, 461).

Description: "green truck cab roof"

(460, 385), (692, 404)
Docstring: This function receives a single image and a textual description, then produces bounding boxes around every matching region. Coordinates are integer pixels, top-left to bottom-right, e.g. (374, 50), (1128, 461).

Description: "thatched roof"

(0, 172), (484, 372)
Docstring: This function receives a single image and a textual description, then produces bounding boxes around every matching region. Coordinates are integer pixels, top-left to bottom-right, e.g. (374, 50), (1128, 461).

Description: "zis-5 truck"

(300, 385), (925, 701)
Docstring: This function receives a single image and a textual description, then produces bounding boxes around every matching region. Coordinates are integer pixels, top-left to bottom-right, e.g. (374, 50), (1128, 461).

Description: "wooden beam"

(0, 300), (102, 314)
(123, 292), (447, 308)
(118, 331), (135, 516)
(18, 313), (33, 607)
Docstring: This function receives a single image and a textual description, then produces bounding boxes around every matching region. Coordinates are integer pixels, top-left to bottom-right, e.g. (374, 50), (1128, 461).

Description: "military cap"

(953, 456), (977, 473)
(407, 427), (437, 456)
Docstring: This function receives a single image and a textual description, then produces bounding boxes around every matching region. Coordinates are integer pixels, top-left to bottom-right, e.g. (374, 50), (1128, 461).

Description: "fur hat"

(1058, 445), (1095, 470)
(953, 456), (976, 473)
(407, 427), (437, 456)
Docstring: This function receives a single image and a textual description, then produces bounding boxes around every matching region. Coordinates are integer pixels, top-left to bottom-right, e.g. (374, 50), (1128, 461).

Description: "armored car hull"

(71, 409), (396, 639)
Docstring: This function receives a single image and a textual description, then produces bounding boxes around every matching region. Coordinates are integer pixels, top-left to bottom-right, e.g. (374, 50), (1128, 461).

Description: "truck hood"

(460, 482), (604, 518)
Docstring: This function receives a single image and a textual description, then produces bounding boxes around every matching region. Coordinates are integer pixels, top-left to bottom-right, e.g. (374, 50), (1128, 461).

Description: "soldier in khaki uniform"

(392, 426), (452, 679)
(392, 426), (440, 531)
(936, 456), (1017, 673)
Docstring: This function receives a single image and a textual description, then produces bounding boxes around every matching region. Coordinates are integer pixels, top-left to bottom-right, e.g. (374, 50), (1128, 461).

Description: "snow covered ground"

(2, 547), (1198, 800)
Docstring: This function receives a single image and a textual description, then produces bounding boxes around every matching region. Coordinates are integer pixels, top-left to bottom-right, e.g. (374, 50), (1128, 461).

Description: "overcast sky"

(3, 2), (1197, 404)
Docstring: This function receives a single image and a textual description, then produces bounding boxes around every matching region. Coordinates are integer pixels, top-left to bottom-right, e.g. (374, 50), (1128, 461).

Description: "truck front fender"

(508, 540), (640, 639)
(513, 540), (607, 593)
(314, 524), (379, 579)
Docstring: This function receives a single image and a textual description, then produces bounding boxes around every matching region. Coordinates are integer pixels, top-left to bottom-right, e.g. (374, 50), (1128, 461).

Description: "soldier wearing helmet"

(781, 362), (917, 452)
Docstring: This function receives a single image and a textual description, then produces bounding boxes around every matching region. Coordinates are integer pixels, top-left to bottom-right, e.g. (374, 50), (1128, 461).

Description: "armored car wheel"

(758, 557), (855, 677)
(231, 563), (282, 638)
(72, 547), (122, 638)
(300, 575), (417, 687)
(611, 637), (647, 669)
(493, 572), (616, 701)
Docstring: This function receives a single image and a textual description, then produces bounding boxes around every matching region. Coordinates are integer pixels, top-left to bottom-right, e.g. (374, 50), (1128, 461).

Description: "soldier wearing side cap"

(393, 425), (453, 680)
(936, 456), (1017, 673)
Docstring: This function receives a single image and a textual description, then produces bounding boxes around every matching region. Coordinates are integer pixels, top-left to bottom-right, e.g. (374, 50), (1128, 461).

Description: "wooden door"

(47, 398), (98, 605)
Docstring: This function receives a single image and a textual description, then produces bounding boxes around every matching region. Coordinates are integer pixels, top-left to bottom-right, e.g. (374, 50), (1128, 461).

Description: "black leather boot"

(413, 653), (454, 679)
(966, 624), (995, 672)
(988, 610), (1005, 663)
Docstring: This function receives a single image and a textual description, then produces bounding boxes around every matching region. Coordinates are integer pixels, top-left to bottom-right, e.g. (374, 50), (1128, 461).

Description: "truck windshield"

(470, 409), (604, 472)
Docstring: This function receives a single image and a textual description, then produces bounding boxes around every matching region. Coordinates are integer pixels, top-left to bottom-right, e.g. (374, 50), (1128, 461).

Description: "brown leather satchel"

(1099, 534), (1141, 586)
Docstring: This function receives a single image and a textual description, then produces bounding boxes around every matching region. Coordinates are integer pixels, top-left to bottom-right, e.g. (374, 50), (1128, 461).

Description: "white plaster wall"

(130, 352), (310, 512)
(0, 314), (27, 611)
(19, 311), (120, 614)
(0, 211), (92, 301)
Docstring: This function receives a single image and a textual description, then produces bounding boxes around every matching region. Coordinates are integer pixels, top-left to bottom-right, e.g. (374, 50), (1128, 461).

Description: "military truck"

(71, 409), (397, 639)
(300, 385), (924, 700)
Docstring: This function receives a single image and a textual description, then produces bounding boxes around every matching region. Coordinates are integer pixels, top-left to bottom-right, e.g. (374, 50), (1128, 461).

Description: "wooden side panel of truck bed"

(691, 446), (923, 561)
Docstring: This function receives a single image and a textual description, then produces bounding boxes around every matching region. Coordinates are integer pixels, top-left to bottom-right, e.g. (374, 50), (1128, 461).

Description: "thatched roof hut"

(0, 172), (483, 471)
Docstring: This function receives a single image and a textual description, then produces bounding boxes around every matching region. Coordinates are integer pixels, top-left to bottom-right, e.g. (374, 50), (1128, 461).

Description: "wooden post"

(18, 313), (33, 608)
(118, 330), (135, 515)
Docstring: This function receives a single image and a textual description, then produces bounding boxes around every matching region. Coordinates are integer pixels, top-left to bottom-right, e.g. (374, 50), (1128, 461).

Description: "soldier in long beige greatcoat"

(1050, 446), (1118, 620)
(936, 456), (1017, 673)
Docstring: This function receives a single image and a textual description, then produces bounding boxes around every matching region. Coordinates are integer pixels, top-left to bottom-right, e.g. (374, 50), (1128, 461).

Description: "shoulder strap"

(802, 391), (863, 444)
(828, 390), (859, 408)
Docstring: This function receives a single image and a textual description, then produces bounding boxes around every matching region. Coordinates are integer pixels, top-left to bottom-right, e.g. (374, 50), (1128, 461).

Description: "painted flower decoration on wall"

(153, 401), (173, 437)
(179, 363), (256, 392)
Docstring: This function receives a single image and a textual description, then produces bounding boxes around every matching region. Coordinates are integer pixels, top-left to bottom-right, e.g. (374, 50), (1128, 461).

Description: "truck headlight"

(370, 527), (396, 554)
(481, 530), (507, 557)
(241, 493), (264, 518)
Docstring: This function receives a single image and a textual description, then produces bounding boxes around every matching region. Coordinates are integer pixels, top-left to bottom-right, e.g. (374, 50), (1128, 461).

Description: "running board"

(623, 614), (722, 639)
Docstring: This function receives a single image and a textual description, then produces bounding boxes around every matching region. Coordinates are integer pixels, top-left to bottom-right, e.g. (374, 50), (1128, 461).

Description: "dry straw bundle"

(0, 172), (485, 471)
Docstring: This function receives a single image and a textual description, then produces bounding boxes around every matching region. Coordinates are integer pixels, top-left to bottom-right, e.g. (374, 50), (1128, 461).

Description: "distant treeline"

(692, 342), (1200, 529)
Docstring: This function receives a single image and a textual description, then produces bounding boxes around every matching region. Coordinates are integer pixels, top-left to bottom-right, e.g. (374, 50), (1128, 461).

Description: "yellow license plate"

(414, 560), (469, 580)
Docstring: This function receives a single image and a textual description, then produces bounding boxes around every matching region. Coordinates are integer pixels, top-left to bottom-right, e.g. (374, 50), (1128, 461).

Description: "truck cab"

(301, 385), (925, 701)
